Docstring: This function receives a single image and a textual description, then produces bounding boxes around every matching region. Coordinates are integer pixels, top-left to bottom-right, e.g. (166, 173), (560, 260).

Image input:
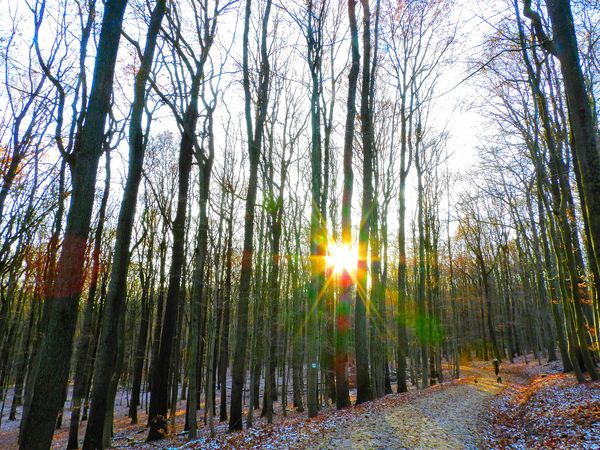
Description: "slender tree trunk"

(416, 164), (429, 388)
(9, 301), (34, 421)
(187, 119), (214, 438)
(218, 197), (234, 421)
(525, 191), (558, 362)
(306, 0), (324, 419)
(515, 2), (600, 382)
(129, 211), (156, 424)
(82, 4), (166, 447)
(128, 288), (150, 424)
(397, 173), (409, 392)
(480, 264), (501, 361)
(148, 221), (168, 398)
(68, 147), (112, 449)
(354, 0), (373, 405)
(335, 0), (360, 411)
(229, 0), (272, 431)
(147, 127), (195, 440)
(291, 225), (305, 412)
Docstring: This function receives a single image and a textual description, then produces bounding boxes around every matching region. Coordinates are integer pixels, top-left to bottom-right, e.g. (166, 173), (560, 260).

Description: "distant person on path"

(493, 358), (501, 382)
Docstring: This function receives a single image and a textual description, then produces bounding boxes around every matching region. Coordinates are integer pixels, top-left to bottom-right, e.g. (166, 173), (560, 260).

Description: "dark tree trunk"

(229, 0), (272, 431)
(186, 111), (214, 438)
(18, 2), (128, 448)
(148, 220), (168, 398)
(416, 163), (429, 387)
(9, 301), (35, 421)
(544, 0), (600, 292)
(128, 211), (156, 424)
(68, 147), (112, 449)
(147, 128), (195, 440)
(335, 0), (359, 411)
(355, 0), (374, 404)
(128, 288), (150, 424)
(306, 0), (324, 419)
(218, 196), (234, 421)
(82, 3), (166, 447)
(397, 173), (409, 393)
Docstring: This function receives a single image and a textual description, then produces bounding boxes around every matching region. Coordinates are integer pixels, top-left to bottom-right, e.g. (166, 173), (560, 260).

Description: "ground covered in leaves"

(2, 358), (598, 449)
(482, 361), (600, 449)
(175, 366), (502, 449)
(313, 370), (503, 450)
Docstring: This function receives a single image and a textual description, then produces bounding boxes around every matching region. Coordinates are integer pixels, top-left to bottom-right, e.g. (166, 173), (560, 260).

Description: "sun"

(325, 241), (358, 275)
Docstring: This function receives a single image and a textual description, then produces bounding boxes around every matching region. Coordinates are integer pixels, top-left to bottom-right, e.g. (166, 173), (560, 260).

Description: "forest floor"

(0, 357), (598, 449)
(481, 360), (599, 448)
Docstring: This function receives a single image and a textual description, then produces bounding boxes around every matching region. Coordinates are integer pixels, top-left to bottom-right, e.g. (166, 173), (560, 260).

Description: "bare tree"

(229, 0), (273, 431)
(19, 1), (128, 448)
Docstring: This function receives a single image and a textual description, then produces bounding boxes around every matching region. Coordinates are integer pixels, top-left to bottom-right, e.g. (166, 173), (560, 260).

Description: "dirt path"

(315, 368), (505, 450)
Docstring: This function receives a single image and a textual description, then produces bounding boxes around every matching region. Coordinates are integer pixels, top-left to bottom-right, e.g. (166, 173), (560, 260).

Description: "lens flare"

(325, 241), (358, 275)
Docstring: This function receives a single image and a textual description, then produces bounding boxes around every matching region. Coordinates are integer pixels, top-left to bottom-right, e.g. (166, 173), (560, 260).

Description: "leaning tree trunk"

(543, 0), (600, 289)
(82, 3), (166, 447)
(515, 3), (573, 372)
(67, 146), (112, 450)
(19, 2), (128, 448)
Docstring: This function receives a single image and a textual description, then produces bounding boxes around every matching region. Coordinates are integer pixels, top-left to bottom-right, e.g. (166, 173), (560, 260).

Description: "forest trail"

(4, 360), (582, 450)
(315, 367), (505, 450)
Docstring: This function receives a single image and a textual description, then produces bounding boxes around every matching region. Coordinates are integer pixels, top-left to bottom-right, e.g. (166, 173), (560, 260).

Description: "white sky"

(0, 0), (516, 251)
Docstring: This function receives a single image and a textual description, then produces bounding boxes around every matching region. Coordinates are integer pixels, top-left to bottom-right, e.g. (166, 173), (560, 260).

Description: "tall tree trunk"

(229, 0), (272, 431)
(517, 4), (589, 379)
(187, 114), (214, 438)
(306, 0), (324, 419)
(19, 2), (128, 448)
(335, 0), (360, 411)
(525, 191), (558, 362)
(147, 124), (195, 440)
(354, 0), (373, 405)
(540, 0), (600, 287)
(218, 193), (234, 421)
(82, 3), (166, 447)
(128, 285), (151, 424)
(416, 163), (429, 388)
(292, 220), (305, 412)
(9, 299), (34, 421)
(397, 173), (409, 393)
(147, 221), (168, 398)
(68, 146), (112, 449)
(128, 209), (156, 424)
(480, 263), (501, 361)
(263, 147), (285, 422)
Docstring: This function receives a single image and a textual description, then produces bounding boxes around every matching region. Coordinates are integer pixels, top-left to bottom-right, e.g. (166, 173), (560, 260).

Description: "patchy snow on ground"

(2, 358), (598, 449)
(181, 386), (430, 450)
(483, 364), (600, 449)
(177, 367), (499, 450)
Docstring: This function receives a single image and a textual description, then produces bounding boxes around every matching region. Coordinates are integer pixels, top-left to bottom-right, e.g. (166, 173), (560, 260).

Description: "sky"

(0, 0), (517, 250)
